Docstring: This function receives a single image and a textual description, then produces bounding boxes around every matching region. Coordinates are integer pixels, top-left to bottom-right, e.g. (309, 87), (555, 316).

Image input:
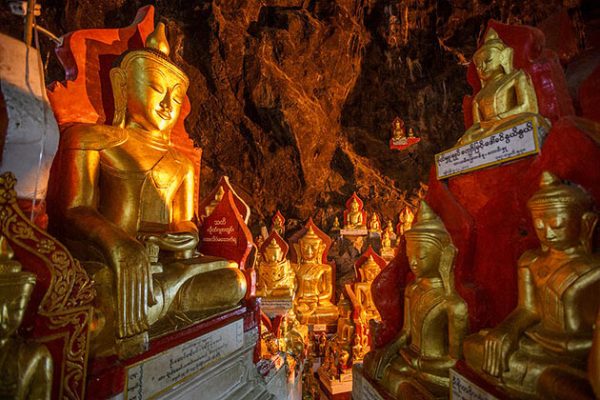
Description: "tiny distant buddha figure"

(345, 196), (366, 230)
(272, 211), (285, 237)
(320, 296), (355, 379)
(0, 237), (53, 400)
(391, 117), (406, 142)
(256, 234), (295, 298)
(52, 23), (246, 357)
(398, 207), (415, 236)
(463, 172), (600, 398)
(456, 28), (550, 146)
(364, 201), (468, 398)
(331, 216), (341, 233)
(408, 127), (416, 138)
(368, 213), (382, 234)
(292, 226), (338, 324)
(204, 186), (224, 218)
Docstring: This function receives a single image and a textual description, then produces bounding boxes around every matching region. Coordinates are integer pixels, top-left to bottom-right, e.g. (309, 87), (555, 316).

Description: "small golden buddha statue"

(456, 28), (550, 146)
(292, 226), (338, 324)
(368, 213), (381, 233)
(408, 127), (416, 138)
(351, 255), (381, 326)
(392, 117), (406, 141)
(331, 216), (341, 232)
(272, 211), (285, 237)
(52, 23), (246, 357)
(204, 186), (224, 218)
(364, 201), (468, 398)
(256, 234), (295, 298)
(380, 230), (395, 261)
(463, 172), (600, 398)
(0, 237), (53, 400)
(345, 196), (366, 230)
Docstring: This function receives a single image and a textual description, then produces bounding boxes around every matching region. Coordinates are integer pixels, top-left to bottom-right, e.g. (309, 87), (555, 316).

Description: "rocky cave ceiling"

(1, 0), (598, 235)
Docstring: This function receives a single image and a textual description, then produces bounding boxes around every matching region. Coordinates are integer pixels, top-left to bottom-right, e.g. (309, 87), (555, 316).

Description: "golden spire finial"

(145, 22), (170, 57)
(303, 225), (321, 242)
(416, 201), (436, 223)
(539, 171), (559, 188)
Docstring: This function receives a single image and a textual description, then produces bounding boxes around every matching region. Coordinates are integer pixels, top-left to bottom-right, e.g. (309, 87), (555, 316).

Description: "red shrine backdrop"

(372, 21), (600, 348)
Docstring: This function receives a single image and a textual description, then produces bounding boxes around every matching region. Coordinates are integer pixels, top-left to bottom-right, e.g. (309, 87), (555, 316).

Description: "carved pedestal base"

(88, 308), (272, 400)
(318, 368), (353, 396)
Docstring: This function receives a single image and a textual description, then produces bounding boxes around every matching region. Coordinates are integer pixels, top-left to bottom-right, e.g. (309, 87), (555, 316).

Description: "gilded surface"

(456, 28), (550, 146)
(463, 172), (600, 398)
(292, 226), (338, 324)
(0, 236), (53, 400)
(256, 233), (295, 298)
(345, 197), (366, 230)
(52, 23), (246, 358)
(364, 201), (468, 399)
(0, 172), (94, 400)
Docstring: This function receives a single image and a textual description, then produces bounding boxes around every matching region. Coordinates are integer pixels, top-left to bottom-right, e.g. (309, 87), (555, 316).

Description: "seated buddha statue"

(391, 118), (406, 142)
(368, 213), (381, 234)
(351, 255), (381, 326)
(364, 201), (469, 398)
(256, 233), (295, 298)
(456, 28), (550, 146)
(0, 237), (53, 399)
(380, 230), (396, 261)
(345, 197), (366, 230)
(51, 23), (246, 357)
(292, 226), (338, 324)
(463, 171), (600, 398)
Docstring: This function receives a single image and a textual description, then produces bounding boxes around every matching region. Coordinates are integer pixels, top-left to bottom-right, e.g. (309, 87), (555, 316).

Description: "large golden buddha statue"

(256, 233), (295, 298)
(52, 23), (246, 357)
(0, 237), (53, 399)
(292, 226), (338, 324)
(456, 28), (550, 146)
(364, 201), (468, 398)
(463, 171), (600, 398)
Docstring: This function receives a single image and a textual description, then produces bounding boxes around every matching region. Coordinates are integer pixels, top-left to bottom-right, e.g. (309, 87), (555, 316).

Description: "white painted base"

(110, 324), (272, 400)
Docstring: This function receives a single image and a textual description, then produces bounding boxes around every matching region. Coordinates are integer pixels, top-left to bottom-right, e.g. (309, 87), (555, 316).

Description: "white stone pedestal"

(116, 319), (272, 400)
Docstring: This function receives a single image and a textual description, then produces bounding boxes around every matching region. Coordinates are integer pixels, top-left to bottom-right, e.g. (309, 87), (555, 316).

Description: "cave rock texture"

(1, 0), (597, 233)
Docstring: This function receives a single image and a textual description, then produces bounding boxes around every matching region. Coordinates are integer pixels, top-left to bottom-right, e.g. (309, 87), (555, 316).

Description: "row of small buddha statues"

(363, 172), (600, 400)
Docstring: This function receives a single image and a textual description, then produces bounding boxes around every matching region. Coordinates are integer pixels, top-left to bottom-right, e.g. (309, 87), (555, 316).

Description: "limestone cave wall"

(1, 0), (597, 234)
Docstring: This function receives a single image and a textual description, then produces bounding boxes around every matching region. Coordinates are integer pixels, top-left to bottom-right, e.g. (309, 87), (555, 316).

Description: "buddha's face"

(350, 200), (359, 212)
(125, 57), (187, 133)
(264, 242), (283, 262)
(300, 238), (321, 262)
(474, 46), (504, 81)
(531, 207), (581, 251)
(0, 281), (33, 339)
(406, 238), (440, 278)
(362, 264), (379, 282)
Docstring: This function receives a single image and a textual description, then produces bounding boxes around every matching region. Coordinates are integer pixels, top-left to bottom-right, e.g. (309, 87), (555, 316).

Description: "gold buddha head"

(473, 28), (514, 82)
(405, 201), (452, 278)
(527, 171), (596, 253)
(298, 226), (325, 263)
(263, 238), (284, 263)
(360, 255), (380, 282)
(0, 238), (36, 340)
(110, 22), (189, 136)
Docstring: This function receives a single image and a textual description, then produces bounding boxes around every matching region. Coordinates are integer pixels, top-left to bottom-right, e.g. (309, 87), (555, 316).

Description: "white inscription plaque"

(450, 368), (499, 400)
(435, 118), (548, 180)
(125, 318), (244, 400)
